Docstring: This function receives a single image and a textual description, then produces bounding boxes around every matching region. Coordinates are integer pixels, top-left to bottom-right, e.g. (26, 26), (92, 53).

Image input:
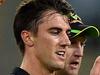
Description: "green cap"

(68, 12), (100, 38)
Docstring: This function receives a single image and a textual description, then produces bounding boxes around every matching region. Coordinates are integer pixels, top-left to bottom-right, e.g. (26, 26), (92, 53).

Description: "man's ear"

(21, 30), (34, 47)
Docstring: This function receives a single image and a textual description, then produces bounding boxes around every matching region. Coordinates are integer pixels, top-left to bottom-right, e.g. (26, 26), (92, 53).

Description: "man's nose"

(74, 47), (83, 57)
(60, 33), (71, 48)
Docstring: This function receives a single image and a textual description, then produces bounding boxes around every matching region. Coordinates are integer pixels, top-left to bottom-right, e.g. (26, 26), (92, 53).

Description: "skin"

(90, 56), (100, 75)
(20, 10), (71, 75)
(56, 36), (86, 75)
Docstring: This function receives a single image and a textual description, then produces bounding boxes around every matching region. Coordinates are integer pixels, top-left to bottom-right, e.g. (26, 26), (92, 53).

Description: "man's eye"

(81, 39), (87, 47)
(70, 40), (76, 45)
(66, 30), (71, 38)
(81, 42), (86, 47)
(49, 30), (60, 35)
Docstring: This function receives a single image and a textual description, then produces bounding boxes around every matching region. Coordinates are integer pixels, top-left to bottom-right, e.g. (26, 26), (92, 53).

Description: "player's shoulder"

(10, 67), (29, 75)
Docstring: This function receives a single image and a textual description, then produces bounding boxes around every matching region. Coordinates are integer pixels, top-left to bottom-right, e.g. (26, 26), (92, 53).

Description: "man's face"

(33, 11), (71, 71)
(63, 37), (86, 75)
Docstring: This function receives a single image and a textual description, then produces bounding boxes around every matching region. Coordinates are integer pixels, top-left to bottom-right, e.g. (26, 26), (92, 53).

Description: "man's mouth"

(55, 50), (66, 61)
(55, 51), (65, 57)
(70, 61), (79, 69)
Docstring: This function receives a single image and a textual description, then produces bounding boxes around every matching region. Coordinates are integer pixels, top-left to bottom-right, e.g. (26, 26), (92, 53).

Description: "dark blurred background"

(0, 0), (100, 75)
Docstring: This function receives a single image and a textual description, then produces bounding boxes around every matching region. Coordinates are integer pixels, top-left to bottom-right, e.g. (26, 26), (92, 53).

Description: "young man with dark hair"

(56, 12), (100, 75)
(12, 0), (74, 75)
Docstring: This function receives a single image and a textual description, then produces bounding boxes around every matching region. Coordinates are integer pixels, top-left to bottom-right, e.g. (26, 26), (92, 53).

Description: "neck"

(20, 49), (55, 75)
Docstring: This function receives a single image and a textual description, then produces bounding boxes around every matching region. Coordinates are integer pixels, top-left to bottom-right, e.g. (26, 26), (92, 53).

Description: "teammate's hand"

(90, 56), (100, 75)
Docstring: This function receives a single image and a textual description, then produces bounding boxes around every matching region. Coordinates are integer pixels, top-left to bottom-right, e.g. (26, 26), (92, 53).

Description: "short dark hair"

(13, 0), (74, 53)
